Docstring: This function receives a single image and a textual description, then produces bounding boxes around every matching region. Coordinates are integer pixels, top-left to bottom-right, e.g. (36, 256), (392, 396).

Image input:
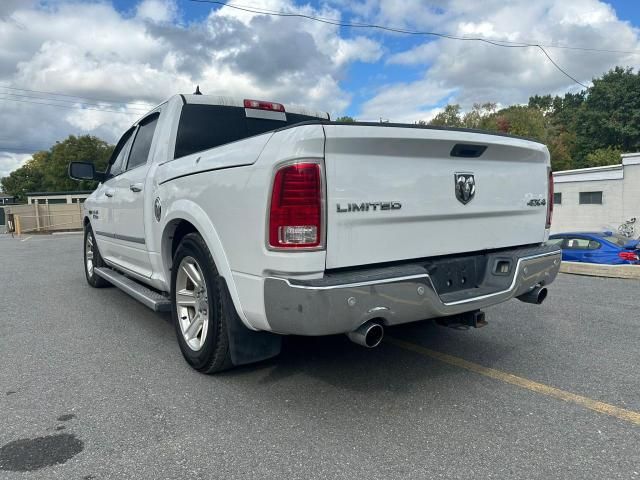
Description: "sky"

(1, 0), (639, 179)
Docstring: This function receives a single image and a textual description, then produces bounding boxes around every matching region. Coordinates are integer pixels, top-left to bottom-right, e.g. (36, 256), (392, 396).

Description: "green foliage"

(573, 67), (640, 166)
(429, 67), (639, 170)
(335, 116), (355, 122)
(429, 104), (463, 127)
(1, 135), (113, 201)
(548, 130), (576, 171)
(585, 146), (623, 167)
(461, 103), (496, 129)
(428, 103), (545, 140)
(489, 105), (547, 140)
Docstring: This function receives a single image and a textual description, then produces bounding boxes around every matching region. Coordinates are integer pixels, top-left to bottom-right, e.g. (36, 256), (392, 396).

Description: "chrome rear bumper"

(264, 245), (561, 336)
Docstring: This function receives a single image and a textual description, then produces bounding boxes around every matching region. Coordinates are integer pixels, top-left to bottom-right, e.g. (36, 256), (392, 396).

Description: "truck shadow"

(223, 319), (515, 396)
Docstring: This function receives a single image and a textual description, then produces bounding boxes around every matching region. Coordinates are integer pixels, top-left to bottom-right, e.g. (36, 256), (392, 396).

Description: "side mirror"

(68, 162), (105, 182)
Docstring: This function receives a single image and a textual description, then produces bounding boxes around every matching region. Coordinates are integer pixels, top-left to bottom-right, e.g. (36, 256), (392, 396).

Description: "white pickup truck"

(69, 94), (561, 373)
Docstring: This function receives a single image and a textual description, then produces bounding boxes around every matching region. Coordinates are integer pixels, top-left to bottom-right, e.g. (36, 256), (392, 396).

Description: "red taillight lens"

(244, 99), (285, 112)
(618, 251), (639, 262)
(546, 168), (554, 229)
(269, 163), (323, 249)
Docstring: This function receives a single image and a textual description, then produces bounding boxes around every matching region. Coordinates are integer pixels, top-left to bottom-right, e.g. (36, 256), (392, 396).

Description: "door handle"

(130, 183), (143, 193)
(104, 190), (114, 198)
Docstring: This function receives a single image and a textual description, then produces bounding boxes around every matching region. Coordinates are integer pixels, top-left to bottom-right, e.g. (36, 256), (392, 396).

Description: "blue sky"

(1, 0), (639, 177)
(105, 0), (640, 117)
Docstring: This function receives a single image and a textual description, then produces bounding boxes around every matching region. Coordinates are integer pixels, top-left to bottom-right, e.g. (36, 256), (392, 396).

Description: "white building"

(552, 153), (640, 233)
(26, 190), (92, 205)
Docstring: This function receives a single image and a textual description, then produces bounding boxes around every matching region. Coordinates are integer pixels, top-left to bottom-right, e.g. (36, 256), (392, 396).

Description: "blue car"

(548, 232), (640, 265)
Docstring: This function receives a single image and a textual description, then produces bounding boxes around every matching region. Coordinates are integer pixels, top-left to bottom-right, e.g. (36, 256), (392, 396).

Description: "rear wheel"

(171, 233), (233, 373)
(84, 225), (110, 288)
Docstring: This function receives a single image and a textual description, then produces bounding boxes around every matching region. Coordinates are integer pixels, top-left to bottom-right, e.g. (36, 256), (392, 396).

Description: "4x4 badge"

(454, 173), (476, 205)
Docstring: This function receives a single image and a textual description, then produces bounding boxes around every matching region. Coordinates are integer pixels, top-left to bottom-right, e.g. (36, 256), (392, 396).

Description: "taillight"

(546, 168), (554, 229)
(269, 162), (323, 249)
(244, 99), (285, 112)
(618, 251), (639, 262)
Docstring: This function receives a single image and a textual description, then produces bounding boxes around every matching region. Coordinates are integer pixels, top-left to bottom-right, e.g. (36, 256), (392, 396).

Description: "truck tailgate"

(323, 124), (550, 269)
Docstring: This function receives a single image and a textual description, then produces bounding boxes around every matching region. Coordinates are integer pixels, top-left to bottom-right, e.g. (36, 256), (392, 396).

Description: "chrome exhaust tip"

(517, 286), (548, 305)
(347, 321), (384, 348)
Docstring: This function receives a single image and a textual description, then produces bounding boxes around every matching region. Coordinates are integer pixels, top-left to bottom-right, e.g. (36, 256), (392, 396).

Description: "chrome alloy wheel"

(175, 256), (209, 351)
(85, 232), (95, 276)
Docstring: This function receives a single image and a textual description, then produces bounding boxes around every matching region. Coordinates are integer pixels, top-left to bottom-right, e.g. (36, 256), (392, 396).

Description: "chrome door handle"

(130, 183), (143, 193)
(104, 190), (114, 198)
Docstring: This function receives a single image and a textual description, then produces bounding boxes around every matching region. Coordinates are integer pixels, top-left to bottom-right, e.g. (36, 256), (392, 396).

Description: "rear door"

(322, 124), (551, 269)
(108, 112), (160, 277)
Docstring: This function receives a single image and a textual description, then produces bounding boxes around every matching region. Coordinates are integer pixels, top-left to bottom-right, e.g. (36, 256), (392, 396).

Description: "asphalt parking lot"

(1, 234), (639, 479)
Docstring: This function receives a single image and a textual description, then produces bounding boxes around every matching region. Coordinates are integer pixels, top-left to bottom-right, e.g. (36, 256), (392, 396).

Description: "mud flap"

(219, 277), (282, 366)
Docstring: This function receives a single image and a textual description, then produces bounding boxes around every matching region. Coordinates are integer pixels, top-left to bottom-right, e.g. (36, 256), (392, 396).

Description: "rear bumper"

(263, 244), (561, 335)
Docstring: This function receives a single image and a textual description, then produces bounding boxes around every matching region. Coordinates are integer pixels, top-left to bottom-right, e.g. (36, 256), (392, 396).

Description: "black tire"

(171, 233), (233, 374)
(84, 224), (110, 288)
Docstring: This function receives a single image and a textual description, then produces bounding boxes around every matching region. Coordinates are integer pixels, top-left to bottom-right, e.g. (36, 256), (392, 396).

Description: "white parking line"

(20, 236), (33, 242)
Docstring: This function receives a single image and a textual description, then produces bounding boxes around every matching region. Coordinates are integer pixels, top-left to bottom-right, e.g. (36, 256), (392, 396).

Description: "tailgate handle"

(450, 144), (487, 158)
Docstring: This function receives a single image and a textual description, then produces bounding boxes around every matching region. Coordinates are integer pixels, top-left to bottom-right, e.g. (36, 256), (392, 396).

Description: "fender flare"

(161, 199), (254, 330)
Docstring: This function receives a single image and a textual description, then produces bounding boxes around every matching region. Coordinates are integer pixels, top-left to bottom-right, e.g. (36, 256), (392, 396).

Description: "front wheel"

(171, 233), (233, 373)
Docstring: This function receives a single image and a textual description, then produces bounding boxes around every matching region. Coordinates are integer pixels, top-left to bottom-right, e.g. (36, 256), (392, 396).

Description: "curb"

(559, 261), (640, 279)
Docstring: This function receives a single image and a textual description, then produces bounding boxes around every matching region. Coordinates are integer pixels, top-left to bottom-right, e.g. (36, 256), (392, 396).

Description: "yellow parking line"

(387, 337), (640, 426)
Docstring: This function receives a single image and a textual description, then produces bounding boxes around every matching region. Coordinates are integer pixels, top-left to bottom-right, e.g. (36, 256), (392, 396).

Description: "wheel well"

(160, 219), (202, 289)
(170, 220), (197, 259)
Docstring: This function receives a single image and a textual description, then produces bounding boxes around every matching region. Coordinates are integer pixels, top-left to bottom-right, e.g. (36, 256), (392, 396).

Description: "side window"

(553, 192), (562, 205)
(127, 113), (160, 170)
(107, 129), (135, 178)
(588, 240), (601, 250)
(547, 238), (564, 247)
(579, 191), (603, 205)
(565, 238), (600, 250)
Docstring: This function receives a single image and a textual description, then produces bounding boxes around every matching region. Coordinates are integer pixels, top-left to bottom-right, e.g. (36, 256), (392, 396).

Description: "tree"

(488, 105), (547, 140)
(429, 104), (463, 127)
(584, 146), (623, 167)
(1, 135), (113, 201)
(335, 116), (355, 122)
(0, 161), (44, 202)
(462, 103), (496, 129)
(573, 67), (640, 166)
(548, 130), (576, 171)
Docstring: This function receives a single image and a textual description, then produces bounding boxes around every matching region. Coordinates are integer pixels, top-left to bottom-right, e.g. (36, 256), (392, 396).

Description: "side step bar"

(94, 267), (171, 312)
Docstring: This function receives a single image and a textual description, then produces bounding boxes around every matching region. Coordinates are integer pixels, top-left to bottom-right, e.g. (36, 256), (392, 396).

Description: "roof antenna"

(194, 85), (202, 95)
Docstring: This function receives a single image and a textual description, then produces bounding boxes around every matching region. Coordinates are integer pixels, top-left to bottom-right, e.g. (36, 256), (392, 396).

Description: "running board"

(94, 267), (171, 312)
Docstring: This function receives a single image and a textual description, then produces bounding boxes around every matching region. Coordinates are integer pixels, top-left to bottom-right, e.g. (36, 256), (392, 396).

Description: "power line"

(0, 146), (49, 153)
(193, 0), (640, 56)
(188, 0), (613, 88)
(0, 85), (156, 108)
(0, 90), (149, 112)
(537, 46), (588, 88)
(0, 95), (143, 115)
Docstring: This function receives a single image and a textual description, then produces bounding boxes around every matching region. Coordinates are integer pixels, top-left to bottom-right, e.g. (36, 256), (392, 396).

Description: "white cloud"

(136, 0), (178, 24)
(358, 80), (454, 123)
(356, 0), (640, 121)
(0, 0), (383, 177)
(0, 152), (31, 179)
(1, 0), (639, 178)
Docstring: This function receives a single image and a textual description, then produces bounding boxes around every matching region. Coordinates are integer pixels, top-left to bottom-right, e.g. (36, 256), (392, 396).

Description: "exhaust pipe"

(436, 310), (487, 329)
(347, 321), (384, 348)
(517, 286), (548, 305)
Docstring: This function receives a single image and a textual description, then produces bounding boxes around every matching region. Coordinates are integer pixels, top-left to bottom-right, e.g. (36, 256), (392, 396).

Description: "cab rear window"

(174, 104), (317, 159)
